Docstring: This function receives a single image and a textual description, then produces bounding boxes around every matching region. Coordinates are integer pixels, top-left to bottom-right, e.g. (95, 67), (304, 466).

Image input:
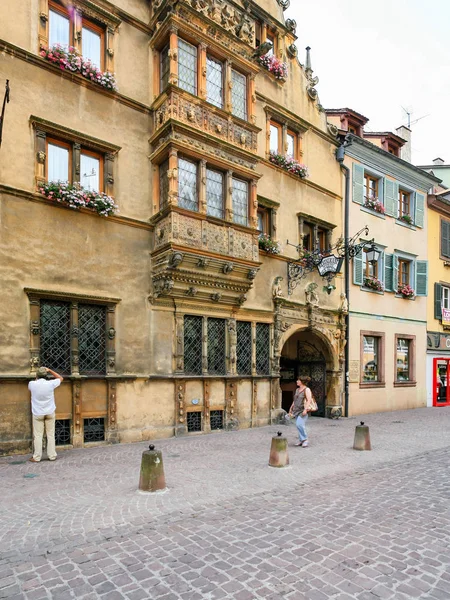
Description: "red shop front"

(433, 357), (450, 407)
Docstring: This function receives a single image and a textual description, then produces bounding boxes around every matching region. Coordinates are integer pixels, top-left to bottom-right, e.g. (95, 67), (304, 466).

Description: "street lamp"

(365, 242), (381, 266)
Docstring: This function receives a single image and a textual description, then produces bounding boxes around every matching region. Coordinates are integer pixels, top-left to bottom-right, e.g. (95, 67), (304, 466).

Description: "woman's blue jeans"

(296, 413), (308, 441)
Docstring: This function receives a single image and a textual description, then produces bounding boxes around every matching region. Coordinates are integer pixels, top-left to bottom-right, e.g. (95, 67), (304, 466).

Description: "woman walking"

(289, 376), (313, 447)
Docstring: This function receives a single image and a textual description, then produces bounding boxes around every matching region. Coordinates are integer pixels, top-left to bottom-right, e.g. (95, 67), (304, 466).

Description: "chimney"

(433, 157), (445, 165)
(395, 125), (411, 163)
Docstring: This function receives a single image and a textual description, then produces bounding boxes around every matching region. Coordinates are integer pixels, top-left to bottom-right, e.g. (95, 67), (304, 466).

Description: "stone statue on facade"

(305, 282), (319, 307)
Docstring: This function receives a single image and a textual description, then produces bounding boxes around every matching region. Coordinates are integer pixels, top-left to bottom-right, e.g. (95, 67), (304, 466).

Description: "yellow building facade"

(0, 0), (346, 455)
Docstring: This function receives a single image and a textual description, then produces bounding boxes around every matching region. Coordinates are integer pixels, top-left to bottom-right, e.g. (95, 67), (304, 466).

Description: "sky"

(287, 0), (450, 165)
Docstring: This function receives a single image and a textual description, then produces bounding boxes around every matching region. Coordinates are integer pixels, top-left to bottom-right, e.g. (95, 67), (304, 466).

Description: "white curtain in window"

(80, 154), (100, 191)
(49, 10), (70, 47)
(48, 144), (69, 182)
(82, 27), (101, 69)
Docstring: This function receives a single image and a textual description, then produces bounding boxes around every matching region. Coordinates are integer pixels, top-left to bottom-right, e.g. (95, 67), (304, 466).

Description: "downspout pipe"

(336, 141), (350, 417)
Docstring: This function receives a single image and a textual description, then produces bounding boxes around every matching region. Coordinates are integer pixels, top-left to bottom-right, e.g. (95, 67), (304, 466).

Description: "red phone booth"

(433, 358), (450, 407)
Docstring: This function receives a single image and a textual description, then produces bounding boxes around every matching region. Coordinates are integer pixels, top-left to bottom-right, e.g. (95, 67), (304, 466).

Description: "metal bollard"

(353, 421), (372, 451)
(269, 431), (289, 468)
(139, 444), (167, 492)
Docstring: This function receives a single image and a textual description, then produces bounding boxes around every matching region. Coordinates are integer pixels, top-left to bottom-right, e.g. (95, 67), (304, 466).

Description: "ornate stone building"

(0, 0), (344, 455)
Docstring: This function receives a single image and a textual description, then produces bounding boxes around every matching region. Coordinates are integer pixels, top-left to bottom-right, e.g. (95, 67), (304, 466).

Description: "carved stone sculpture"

(272, 276), (284, 298)
(305, 282), (319, 307)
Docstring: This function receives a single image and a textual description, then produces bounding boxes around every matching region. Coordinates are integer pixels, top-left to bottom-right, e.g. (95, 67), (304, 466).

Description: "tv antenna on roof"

(401, 105), (430, 128)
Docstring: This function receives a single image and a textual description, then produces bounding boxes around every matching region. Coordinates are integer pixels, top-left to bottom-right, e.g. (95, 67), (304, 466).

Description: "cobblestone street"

(1, 407), (450, 600)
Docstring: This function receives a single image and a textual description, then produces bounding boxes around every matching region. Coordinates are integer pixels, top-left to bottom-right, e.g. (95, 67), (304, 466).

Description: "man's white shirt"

(28, 379), (61, 416)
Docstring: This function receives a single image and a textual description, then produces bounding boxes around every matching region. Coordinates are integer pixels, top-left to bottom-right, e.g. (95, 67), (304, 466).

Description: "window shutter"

(414, 192), (425, 228)
(442, 220), (450, 258)
(352, 163), (364, 204)
(384, 179), (397, 217)
(384, 253), (393, 291)
(353, 251), (363, 286)
(392, 254), (399, 291)
(415, 260), (428, 296)
(434, 283), (443, 319)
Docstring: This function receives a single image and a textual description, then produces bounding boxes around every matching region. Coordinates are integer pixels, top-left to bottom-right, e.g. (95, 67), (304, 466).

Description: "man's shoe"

(48, 457), (57, 461)
(294, 441), (303, 446)
(29, 457), (40, 462)
(302, 441), (309, 448)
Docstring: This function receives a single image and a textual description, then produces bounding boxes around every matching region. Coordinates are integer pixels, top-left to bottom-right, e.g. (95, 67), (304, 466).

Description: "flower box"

(364, 277), (384, 292)
(40, 45), (117, 92)
(399, 214), (413, 225)
(269, 152), (309, 179)
(257, 54), (288, 81)
(258, 233), (280, 254)
(364, 197), (385, 214)
(397, 284), (415, 299)
(39, 181), (118, 217)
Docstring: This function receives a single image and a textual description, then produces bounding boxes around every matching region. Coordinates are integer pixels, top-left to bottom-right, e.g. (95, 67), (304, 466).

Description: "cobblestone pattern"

(0, 408), (450, 599)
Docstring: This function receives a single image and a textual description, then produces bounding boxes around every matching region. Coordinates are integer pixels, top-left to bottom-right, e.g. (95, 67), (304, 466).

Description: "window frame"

(398, 189), (411, 218)
(80, 147), (104, 193)
(231, 68), (248, 121)
(269, 121), (282, 154)
(45, 138), (72, 184)
(231, 177), (249, 227)
(286, 129), (297, 159)
(81, 18), (105, 71)
(364, 174), (379, 201)
(48, 1), (73, 47)
(398, 258), (411, 288)
(443, 285), (450, 310)
(177, 38), (198, 97)
(394, 334), (416, 387)
(206, 53), (225, 109)
(177, 156), (199, 212)
(206, 166), (225, 220)
(360, 330), (385, 388)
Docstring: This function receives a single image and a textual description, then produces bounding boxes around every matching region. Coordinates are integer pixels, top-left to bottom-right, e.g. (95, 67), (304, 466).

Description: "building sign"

(427, 331), (450, 351)
(349, 360), (360, 382)
(442, 308), (450, 326)
(317, 254), (343, 277)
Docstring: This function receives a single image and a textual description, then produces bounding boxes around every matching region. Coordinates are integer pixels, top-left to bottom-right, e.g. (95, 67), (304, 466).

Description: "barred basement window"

(184, 315), (203, 375)
(207, 318), (226, 375)
(210, 410), (224, 430)
(256, 323), (270, 375)
(55, 419), (71, 446)
(40, 301), (71, 375)
(84, 417), (105, 442)
(237, 321), (252, 375)
(187, 411), (202, 432)
(78, 305), (106, 375)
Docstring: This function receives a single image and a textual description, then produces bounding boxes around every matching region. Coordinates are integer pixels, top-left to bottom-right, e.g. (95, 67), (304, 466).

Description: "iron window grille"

(207, 318), (226, 375)
(236, 321), (252, 375)
(187, 411), (202, 432)
(83, 417), (105, 442)
(206, 56), (224, 109)
(232, 178), (248, 226)
(206, 168), (224, 219)
(184, 315), (203, 375)
(159, 159), (169, 210)
(40, 301), (71, 374)
(256, 323), (270, 375)
(78, 305), (106, 375)
(231, 70), (247, 120)
(55, 419), (71, 446)
(178, 39), (198, 96)
(210, 409), (224, 430)
(178, 158), (198, 212)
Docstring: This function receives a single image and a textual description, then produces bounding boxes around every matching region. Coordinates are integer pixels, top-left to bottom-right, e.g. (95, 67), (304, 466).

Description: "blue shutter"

(384, 179), (396, 217)
(384, 253), (393, 291)
(392, 254), (399, 292)
(352, 163), (364, 205)
(435, 283), (443, 319)
(415, 260), (428, 296)
(353, 251), (363, 286)
(415, 192), (425, 228)
(442, 220), (450, 258)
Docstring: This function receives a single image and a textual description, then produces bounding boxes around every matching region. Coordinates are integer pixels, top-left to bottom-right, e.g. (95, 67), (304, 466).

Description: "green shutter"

(352, 163), (364, 205)
(415, 192), (425, 228)
(442, 220), (450, 258)
(384, 253), (393, 291)
(435, 283), (443, 319)
(392, 254), (399, 292)
(384, 179), (397, 217)
(415, 260), (428, 296)
(353, 251), (363, 286)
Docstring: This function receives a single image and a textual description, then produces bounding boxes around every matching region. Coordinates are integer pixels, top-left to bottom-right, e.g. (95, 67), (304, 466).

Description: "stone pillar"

(249, 180), (258, 228)
(282, 123), (288, 154)
(175, 380), (187, 436)
(325, 369), (343, 418)
(106, 305), (116, 375)
(225, 60), (233, 113)
(72, 143), (81, 185)
(202, 317), (208, 375)
(251, 322), (257, 376)
(168, 27), (178, 86)
(29, 298), (41, 375)
(225, 170), (233, 222)
(35, 130), (46, 188)
(199, 159), (207, 214)
(106, 27), (115, 73)
(249, 74), (256, 125)
(139, 445), (167, 492)
(251, 380), (257, 427)
(73, 10), (82, 54)
(203, 380), (211, 433)
(227, 318), (237, 375)
(70, 302), (79, 376)
(167, 148), (178, 207)
(265, 112), (271, 156)
(72, 379), (83, 448)
(269, 432), (289, 468)
(174, 314), (184, 374)
(199, 43), (207, 100)
(106, 379), (118, 443)
(104, 153), (115, 197)
(38, 0), (49, 49)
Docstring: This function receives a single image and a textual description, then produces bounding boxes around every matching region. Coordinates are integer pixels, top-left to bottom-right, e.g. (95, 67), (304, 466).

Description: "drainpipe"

(336, 140), (350, 417)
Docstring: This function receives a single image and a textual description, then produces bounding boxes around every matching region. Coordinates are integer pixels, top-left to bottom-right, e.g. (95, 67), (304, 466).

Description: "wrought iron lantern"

(365, 242), (381, 265)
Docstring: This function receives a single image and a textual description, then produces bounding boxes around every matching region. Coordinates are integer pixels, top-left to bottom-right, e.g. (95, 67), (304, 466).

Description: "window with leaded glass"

(159, 159), (169, 210)
(206, 56), (224, 109)
(178, 39), (197, 96)
(178, 158), (198, 211)
(160, 43), (170, 92)
(237, 321), (252, 375)
(207, 318), (226, 375)
(206, 168), (224, 219)
(232, 178), (248, 226)
(184, 315), (203, 375)
(231, 70), (247, 120)
(78, 305), (106, 375)
(256, 323), (270, 375)
(40, 301), (71, 374)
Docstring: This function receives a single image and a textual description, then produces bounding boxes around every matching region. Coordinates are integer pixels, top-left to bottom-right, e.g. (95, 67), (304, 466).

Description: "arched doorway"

(280, 331), (331, 418)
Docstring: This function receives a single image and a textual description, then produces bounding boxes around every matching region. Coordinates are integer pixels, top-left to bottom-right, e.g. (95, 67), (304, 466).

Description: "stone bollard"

(139, 444), (167, 492)
(269, 431), (289, 468)
(353, 421), (372, 451)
